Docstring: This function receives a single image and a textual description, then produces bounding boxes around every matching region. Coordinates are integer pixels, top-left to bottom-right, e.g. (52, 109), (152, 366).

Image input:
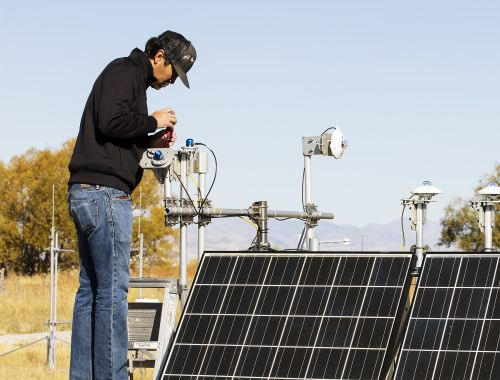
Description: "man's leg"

(89, 187), (132, 379)
(110, 188), (133, 378)
(69, 186), (99, 380)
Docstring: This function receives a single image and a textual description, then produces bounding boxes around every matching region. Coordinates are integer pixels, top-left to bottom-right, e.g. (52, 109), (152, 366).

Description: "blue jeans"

(68, 184), (132, 380)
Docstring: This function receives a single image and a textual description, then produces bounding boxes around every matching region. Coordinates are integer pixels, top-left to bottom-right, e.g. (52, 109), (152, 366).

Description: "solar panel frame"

(159, 251), (413, 380)
(394, 253), (500, 380)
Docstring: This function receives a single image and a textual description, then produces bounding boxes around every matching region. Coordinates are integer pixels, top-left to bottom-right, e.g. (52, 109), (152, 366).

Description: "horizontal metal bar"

(166, 207), (250, 217)
(129, 277), (177, 288)
(204, 252), (413, 258)
(268, 209), (334, 219)
(165, 207), (334, 220)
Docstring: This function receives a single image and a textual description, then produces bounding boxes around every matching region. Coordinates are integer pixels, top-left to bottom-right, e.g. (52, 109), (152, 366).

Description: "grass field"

(0, 260), (198, 379)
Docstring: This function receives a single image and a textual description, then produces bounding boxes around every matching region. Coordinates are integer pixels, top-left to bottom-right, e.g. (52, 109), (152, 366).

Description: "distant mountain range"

(185, 218), (450, 256)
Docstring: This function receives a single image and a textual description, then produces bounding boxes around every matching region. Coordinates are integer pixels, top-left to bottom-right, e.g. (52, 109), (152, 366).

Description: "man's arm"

(96, 66), (157, 139)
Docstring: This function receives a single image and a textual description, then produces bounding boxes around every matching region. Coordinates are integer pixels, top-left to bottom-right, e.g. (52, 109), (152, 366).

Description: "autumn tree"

(439, 164), (500, 251)
(0, 140), (177, 274)
(0, 140), (77, 273)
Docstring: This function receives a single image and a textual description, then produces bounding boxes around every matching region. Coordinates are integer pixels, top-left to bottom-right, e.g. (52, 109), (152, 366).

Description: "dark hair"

(145, 37), (164, 58)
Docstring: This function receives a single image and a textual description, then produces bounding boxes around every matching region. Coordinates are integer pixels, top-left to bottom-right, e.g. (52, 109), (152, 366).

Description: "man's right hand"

(152, 108), (177, 129)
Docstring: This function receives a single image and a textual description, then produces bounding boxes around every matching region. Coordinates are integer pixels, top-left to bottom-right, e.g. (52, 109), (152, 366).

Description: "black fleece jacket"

(68, 48), (158, 194)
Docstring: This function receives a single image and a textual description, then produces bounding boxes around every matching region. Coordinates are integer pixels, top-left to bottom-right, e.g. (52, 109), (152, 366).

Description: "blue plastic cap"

(186, 138), (194, 147)
(153, 150), (164, 160)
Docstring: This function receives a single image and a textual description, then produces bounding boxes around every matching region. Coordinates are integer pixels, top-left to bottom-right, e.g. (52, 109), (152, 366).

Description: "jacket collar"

(129, 48), (156, 87)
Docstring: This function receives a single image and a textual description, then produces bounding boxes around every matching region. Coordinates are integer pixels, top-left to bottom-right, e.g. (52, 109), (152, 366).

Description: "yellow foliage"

(0, 139), (178, 274)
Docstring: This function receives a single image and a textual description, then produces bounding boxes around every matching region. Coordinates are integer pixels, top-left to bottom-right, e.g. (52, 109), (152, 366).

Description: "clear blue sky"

(0, 0), (498, 226)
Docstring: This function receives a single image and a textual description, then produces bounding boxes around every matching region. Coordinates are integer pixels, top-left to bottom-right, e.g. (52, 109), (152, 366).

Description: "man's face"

(151, 50), (177, 90)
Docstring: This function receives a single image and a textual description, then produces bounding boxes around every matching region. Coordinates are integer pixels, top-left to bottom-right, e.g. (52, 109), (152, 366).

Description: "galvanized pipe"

(198, 171), (206, 260)
(254, 201), (270, 249)
(179, 152), (188, 306)
(164, 171), (172, 198)
(165, 206), (334, 220)
(415, 203), (424, 267)
(304, 155), (313, 204)
(484, 204), (493, 252)
(303, 155), (319, 250)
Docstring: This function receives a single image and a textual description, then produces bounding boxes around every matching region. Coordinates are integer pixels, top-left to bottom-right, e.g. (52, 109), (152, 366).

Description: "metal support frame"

(135, 132), (344, 366)
(128, 278), (179, 380)
(471, 197), (499, 252)
(140, 138), (338, 304)
(196, 151), (208, 260)
(319, 239), (351, 249)
(250, 201), (270, 250)
(130, 233), (145, 298)
(303, 155), (320, 251)
(179, 149), (190, 306)
(165, 206), (333, 220)
(47, 224), (74, 369)
(401, 182), (442, 271)
(0, 185), (73, 368)
(402, 197), (435, 268)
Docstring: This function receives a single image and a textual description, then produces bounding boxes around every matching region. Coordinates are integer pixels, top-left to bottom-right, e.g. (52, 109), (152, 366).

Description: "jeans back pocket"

(70, 197), (98, 235)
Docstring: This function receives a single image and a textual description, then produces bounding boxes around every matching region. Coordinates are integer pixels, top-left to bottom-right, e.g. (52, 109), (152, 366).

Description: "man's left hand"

(149, 128), (177, 148)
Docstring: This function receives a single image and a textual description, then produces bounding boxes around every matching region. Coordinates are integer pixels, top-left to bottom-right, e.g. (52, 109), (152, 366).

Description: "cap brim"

(172, 61), (190, 89)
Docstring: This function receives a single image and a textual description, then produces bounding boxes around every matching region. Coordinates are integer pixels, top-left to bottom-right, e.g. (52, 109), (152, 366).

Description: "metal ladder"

(127, 277), (179, 380)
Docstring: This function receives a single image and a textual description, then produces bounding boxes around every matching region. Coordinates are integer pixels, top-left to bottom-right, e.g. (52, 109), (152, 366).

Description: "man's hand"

(149, 128), (177, 148)
(152, 108), (177, 129)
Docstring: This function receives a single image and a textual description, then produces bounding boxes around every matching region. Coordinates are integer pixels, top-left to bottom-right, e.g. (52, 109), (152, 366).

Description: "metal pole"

(303, 155), (319, 250)
(52, 233), (59, 369)
(165, 206), (334, 220)
(48, 185), (55, 370)
(198, 171), (206, 260)
(484, 204), (493, 252)
(165, 171), (172, 198)
(304, 155), (312, 205)
(415, 203), (424, 267)
(138, 233), (144, 298)
(179, 152), (188, 306)
(138, 187), (142, 240)
(253, 201), (270, 249)
(138, 187), (144, 299)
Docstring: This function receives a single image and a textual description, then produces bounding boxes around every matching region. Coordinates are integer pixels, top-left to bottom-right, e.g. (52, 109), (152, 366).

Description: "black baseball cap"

(157, 31), (196, 88)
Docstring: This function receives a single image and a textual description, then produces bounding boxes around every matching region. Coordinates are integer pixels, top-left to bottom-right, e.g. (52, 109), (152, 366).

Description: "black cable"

(297, 226), (306, 250)
(173, 171), (199, 216)
(195, 142), (217, 213)
(248, 231), (258, 250)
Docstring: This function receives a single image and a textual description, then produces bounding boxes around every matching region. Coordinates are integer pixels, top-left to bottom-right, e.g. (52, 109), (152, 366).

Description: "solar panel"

(394, 253), (500, 380)
(160, 252), (412, 379)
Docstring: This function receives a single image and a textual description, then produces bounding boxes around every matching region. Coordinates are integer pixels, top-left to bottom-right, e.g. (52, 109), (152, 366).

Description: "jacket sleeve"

(96, 64), (157, 139)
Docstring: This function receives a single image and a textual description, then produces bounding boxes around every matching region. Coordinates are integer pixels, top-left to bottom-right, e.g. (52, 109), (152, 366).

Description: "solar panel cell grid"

(161, 252), (412, 380)
(395, 254), (500, 380)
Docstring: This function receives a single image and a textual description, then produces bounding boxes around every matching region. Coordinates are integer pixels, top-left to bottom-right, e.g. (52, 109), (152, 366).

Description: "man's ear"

(154, 49), (165, 64)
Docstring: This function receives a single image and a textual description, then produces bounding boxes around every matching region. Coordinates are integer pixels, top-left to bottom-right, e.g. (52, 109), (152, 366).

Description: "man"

(67, 30), (196, 379)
